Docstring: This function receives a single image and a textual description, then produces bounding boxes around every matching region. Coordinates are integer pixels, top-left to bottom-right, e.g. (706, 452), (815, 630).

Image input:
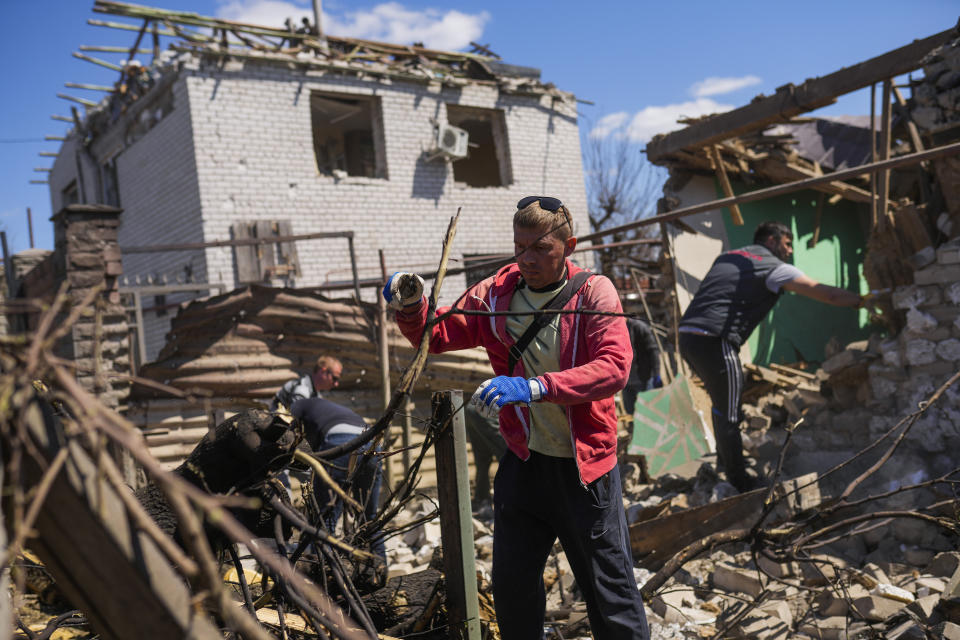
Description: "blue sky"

(1, 0), (957, 255)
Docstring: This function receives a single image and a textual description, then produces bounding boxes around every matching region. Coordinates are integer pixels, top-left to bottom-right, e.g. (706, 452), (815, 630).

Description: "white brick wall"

(53, 54), (589, 361)
(116, 78), (205, 359)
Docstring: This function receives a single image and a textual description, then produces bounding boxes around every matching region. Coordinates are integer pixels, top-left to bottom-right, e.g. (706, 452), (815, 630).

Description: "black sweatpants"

(492, 451), (649, 640)
(678, 332), (750, 490)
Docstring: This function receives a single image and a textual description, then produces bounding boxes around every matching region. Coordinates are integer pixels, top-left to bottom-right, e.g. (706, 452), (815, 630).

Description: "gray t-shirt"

(765, 263), (804, 293)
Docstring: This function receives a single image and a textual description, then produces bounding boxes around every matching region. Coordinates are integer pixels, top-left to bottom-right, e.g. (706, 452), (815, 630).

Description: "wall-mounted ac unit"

(431, 122), (469, 160)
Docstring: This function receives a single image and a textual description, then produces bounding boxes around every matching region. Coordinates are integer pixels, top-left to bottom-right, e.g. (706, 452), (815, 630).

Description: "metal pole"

(432, 390), (481, 640)
(347, 234), (361, 302)
(312, 0), (323, 36)
(27, 208), (34, 249)
(577, 139), (960, 243)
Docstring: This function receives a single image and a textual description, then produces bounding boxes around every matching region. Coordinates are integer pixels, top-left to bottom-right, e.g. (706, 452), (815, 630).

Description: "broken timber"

(630, 474), (822, 572)
(629, 486), (766, 571)
(8, 394), (222, 640)
(646, 26), (959, 161)
(577, 139), (960, 243)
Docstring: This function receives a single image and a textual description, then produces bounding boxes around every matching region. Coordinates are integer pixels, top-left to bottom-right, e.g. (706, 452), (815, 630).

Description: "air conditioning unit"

(432, 122), (469, 160)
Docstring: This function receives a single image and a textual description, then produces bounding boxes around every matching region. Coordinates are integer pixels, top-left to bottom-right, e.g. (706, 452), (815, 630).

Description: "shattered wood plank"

(753, 157), (872, 203)
(768, 362), (818, 381)
(879, 79), (893, 230)
(709, 146), (744, 226)
(629, 487), (766, 570)
(12, 396), (222, 640)
(645, 26), (958, 161)
(232, 222), (260, 283)
(255, 220), (276, 279)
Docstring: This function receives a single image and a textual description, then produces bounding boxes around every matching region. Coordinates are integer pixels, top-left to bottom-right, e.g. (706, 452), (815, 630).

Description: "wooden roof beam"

(753, 157), (873, 203)
(645, 24), (959, 162)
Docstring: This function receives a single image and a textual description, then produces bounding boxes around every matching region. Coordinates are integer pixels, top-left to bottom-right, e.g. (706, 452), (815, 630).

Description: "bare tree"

(582, 131), (666, 280)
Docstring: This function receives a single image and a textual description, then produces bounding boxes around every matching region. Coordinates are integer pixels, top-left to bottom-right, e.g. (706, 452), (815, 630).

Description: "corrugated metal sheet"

(134, 284), (492, 400)
(128, 285), (493, 476)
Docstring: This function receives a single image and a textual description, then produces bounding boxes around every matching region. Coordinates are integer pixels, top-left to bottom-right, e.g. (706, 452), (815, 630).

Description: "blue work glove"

(651, 374), (663, 389)
(471, 376), (545, 419)
(382, 272), (425, 310)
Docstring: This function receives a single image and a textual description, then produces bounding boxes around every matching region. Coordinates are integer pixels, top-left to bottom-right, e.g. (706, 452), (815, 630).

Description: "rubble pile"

(791, 241), (960, 497)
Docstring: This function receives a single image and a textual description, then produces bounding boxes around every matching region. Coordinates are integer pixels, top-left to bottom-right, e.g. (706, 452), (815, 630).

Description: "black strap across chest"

(507, 271), (592, 375)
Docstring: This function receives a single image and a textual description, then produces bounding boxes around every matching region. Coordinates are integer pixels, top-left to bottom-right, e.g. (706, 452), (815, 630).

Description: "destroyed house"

(645, 25), (960, 366)
(47, 1), (589, 362)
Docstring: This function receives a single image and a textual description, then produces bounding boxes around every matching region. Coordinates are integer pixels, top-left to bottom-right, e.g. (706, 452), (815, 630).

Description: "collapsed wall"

(770, 240), (960, 560)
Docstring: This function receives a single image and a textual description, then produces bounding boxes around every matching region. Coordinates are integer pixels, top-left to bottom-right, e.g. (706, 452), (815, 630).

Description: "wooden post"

(347, 234), (361, 302)
(133, 290), (147, 368)
(708, 145), (744, 226)
(377, 249), (393, 487)
(878, 79), (893, 231)
(378, 250), (391, 409)
(432, 391), (480, 640)
(1, 232), (14, 299)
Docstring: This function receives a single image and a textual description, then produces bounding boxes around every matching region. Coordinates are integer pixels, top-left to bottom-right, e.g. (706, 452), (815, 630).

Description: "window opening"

(310, 92), (385, 178)
(446, 104), (512, 187)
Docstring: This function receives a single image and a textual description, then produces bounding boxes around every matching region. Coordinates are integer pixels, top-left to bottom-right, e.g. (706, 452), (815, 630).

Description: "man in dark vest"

(290, 397), (385, 561)
(678, 221), (864, 491)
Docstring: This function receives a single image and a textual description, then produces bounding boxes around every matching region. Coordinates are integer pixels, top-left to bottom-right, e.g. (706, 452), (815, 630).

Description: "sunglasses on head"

(517, 196), (563, 212)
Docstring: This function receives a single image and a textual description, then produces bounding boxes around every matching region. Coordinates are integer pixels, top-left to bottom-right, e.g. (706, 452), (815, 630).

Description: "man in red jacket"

(383, 196), (649, 640)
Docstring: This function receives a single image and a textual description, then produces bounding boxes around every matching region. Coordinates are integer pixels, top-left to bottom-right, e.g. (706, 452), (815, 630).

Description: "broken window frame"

(310, 91), (387, 180)
(445, 104), (513, 188)
(231, 220), (301, 285)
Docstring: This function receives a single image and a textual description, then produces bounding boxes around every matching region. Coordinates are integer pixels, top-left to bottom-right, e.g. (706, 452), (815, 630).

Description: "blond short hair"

(513, 200), (574, 241)
(314, 355), (342, 373)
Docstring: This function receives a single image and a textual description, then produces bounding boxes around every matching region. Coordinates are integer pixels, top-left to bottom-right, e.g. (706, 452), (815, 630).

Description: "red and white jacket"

(395, 261), (632, 485)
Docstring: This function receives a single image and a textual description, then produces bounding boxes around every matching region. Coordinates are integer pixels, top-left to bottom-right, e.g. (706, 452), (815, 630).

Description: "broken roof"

(644, 25), (958, 163)
(87, 1), (563, 95)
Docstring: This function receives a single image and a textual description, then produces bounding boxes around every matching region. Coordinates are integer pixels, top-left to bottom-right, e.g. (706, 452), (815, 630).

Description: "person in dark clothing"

(270, 355), (342, 412)
(678, 221), (864, 491)
(290, 397), (385, 560)
(622, 318), (662, 416)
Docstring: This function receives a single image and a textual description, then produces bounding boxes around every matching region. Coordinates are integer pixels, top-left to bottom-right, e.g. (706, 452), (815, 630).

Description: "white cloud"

(216, 0), (312, 28)
(624, 98), (735, 143)
(589, 112), (630, 139)
(216, 0), (489, 50)
(690, 75), (761, 98)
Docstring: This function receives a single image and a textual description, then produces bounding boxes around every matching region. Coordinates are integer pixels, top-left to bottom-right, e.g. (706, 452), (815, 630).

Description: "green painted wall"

(718, 181), (872, 365)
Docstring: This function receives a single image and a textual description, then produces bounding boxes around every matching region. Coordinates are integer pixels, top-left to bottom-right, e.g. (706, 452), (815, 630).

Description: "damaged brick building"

(45, 1), (589, 362)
